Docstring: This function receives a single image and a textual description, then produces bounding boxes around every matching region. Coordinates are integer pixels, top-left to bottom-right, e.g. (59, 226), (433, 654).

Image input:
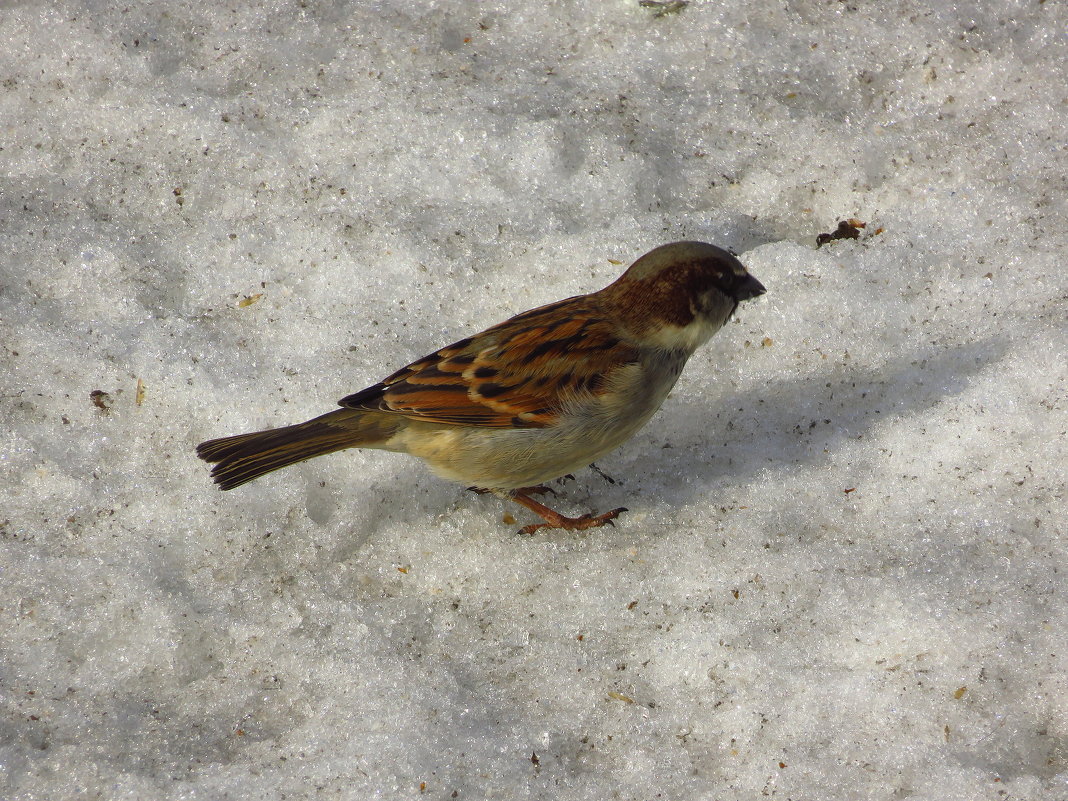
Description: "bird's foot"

(518, 507), (629, 535)
(503, 488), (627, 535)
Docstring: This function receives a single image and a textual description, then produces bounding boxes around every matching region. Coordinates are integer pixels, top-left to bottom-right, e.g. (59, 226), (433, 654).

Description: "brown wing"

(338, 295), (638, 428)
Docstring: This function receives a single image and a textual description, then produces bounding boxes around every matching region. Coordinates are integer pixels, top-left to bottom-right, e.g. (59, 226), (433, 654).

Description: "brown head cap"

(601, 241), (765, 333)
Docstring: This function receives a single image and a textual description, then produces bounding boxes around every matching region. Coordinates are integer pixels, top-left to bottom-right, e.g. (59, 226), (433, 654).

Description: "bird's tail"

(196, 408), (401, 490)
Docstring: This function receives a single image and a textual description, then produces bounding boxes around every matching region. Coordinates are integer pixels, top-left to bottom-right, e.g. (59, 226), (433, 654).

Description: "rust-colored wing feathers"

(338, 296), (639, 428)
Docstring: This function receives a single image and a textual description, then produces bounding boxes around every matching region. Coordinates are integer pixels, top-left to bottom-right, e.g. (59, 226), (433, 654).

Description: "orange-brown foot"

(503, 487), (627, 535)
(518, 507), (629, 535)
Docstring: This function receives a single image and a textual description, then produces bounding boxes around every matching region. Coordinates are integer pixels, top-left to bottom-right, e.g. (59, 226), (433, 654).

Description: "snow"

(1, 1), (1065, 799)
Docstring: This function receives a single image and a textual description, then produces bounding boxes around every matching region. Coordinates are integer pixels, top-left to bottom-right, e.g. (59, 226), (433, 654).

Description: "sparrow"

(196, 241), (766, 533)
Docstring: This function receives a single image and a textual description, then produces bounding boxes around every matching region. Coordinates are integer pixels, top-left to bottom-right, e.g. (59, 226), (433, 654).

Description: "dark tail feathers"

(196, 409), (397, 490)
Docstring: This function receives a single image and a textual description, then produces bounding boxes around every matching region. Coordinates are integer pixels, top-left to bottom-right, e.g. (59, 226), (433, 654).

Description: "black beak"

(733, 273), (766, 301)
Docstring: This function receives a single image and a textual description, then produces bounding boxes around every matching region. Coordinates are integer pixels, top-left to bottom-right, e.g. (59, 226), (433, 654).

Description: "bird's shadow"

(621, 336), (1010, 508)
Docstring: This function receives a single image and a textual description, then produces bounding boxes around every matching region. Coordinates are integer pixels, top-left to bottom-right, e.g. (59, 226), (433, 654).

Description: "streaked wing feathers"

(338, 296), (637, 427)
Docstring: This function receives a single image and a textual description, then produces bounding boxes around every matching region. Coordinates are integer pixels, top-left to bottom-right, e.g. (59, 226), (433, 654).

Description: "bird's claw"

(517, 506), (628, 535)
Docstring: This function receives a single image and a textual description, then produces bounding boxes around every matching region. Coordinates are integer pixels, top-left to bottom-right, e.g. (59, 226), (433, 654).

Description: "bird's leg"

(589, 463), (617, 484)
(496, 488), (628, 535)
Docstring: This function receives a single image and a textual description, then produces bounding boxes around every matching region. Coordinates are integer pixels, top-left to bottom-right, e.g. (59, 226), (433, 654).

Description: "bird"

(196, 241), (766, 534)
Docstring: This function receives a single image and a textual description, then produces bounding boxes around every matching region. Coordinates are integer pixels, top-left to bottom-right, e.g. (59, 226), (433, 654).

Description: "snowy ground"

(1, 1), (1066, 799)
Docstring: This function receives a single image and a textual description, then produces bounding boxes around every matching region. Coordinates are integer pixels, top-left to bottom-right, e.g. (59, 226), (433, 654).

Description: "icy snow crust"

(1, 2), (1065, 799)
